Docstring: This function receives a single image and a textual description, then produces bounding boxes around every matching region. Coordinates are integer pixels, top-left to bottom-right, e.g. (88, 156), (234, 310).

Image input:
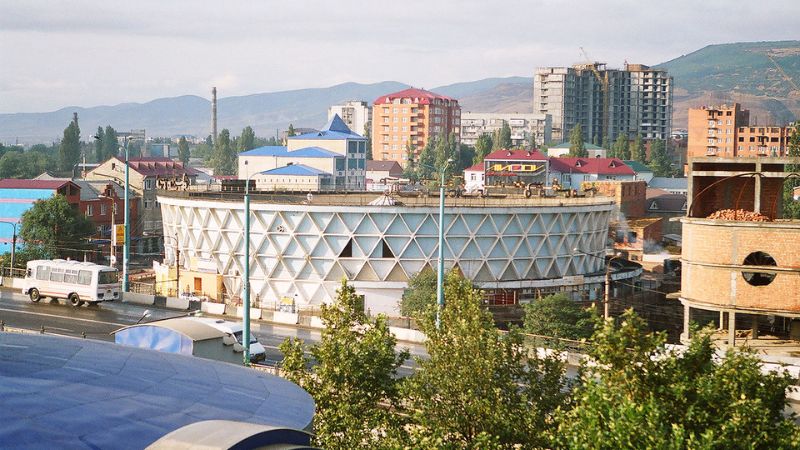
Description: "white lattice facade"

(158, 194), (614, 314)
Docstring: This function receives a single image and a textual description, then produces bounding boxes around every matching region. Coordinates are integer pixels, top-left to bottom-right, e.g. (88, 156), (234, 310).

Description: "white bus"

(22, 259), (121, 306)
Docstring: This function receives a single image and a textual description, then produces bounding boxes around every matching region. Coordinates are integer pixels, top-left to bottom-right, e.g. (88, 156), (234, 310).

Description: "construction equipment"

(579, 47), (610, 144)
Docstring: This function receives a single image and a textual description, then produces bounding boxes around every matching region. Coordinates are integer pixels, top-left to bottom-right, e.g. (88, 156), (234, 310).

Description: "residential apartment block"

(460, 112), (552, 147)
(328, 101), (372, 137)
(371, 88), (460, 166)
(533, 63), (672, 144)
(687, 103), (792, 158)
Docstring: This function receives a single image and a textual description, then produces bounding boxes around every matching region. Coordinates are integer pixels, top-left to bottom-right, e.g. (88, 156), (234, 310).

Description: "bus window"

(64, 271), (78, 284)
(50, 271), (64, 283)
(98, 270), (118, 285)
(36, 266), (49, 281)
(78, 270), (92, 285)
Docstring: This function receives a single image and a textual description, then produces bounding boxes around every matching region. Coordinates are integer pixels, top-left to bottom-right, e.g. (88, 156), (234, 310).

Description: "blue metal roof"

(290, 114), (366, 141)
(262, 164), (330, 176)
(241, 146), (342, 158)
(0, 333), (315, 448)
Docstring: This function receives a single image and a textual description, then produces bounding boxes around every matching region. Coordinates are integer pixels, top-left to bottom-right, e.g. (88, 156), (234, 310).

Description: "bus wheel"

(29, 288), (41, 303)
(68, 294), (81, 307)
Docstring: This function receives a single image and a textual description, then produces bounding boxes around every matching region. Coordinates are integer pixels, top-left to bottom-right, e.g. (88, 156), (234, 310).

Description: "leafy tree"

(94, 126), (105, 162)
(239, 126), (256, 152)
(434, 132), (458, 182)
(540, 142), (550, 155)
(204, 134), (213, 146)
(364, 123), (372, 160)
(280, 280), (408, 449)
(287, 123), (296, 137)
(498, 121), (512, 149)
(648, 140), (673, 177)
(0, 151), (53, 179)
(631, 133), (646, 163)
(210, 129), (236, 175)
(417, 135), (437, 179)
(474, 133), (493, 164)
(614, 133), (630, 159)
(399, 271), (568, 448)
(194, 142), (213, 161)
(568, 124), (587, 157)
(553, 310), (800, 449)
(19, 194), (94, 259)
(602, 136), (611, 153)
(784, 123), (800, 218)
(103, 125), (118, 160)
(524, 293), (596, 340)
(58, 117), (81, 172)
(177, 136), (190, 166)
(0, 244), (51, 269)
(399, 267), (437, 318)
(456, 143), (476, 174)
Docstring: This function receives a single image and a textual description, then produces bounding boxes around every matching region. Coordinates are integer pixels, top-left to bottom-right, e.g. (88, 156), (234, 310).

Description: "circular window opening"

(741, 251), (777, 286)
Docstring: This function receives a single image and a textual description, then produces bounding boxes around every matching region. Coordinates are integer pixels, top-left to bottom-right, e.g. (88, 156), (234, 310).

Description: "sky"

(1, 0), (798, 114)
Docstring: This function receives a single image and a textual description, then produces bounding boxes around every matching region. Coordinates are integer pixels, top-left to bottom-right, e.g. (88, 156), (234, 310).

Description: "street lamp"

(411, 157), (453, 329)
(0, 221), (17, 275)
(94, 135), (133, 292)
(241, 160), (261, 366)
(573, 247), (622, 319)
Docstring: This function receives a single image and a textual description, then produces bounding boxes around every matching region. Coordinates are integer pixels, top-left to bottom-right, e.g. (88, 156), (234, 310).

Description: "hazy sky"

(1, 0), (797, 113)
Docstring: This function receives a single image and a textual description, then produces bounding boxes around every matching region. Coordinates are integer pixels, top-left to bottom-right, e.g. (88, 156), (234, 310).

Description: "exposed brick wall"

(594, 180), (646, 218)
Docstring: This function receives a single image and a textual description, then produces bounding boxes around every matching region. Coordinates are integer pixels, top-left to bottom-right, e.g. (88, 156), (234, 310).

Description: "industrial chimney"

(211, 87), (218, 147)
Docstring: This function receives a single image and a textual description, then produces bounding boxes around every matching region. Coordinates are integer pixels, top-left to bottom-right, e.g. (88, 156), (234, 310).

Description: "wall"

(288, 139), (347, 155)
(593, 180), (647, 218)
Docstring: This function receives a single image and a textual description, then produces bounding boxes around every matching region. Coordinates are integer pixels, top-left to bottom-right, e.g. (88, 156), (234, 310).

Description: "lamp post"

(573, 247), (622, 319)
(0, 221), (17, 275)
(242, 160), (260, 366)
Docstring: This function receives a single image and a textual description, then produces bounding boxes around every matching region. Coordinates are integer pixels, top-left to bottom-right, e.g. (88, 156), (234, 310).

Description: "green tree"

(94, 126), (105, 162)
(602, 136), (611, 153)
(568, 124), (587, 157)
(648, 140), (673, 177)
(614, 133), (630, 160)
(631, 133), (646, 163)
(498, 121), (512, 149)
(553, 310), (800, 449)
(400, 271), (568, 448)
(399, 267), (437, 318)
(474, 133), (493, 164)
(178, 136), (190, 166)
(280, 280), (408, 449)
(58, 117), (81, 172)
(784, 123), (800, 218)
(210, 129), (236, 175)
(456, 143), (476, 174)
(434, 132), (458, 182)
(417, 135), (437, 179)
(238, 126), (256, 152)
(524, 293), (596, 340)
(19, 195), (94, 259)
(102, 125), (118, 160)
(287, 123), (296, 137)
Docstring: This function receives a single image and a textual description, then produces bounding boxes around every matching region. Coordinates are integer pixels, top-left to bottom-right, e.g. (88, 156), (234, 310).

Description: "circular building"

(158, 191), (618, 314)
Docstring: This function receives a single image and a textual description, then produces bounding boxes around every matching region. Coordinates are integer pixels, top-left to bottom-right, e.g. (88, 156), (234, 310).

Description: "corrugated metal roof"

(290, 113), (365, 141)
(0, 179), (75, 190)
(649, 177), (687, 190)
(240, 146), (342, 158)
(549, 157), (635, 175)
(366, 160), (402, 172)
(374, 87), (455, 105)
(622, 160), (653, 173)
(262, 164), (330, 176)
(484, 149), (548, 161)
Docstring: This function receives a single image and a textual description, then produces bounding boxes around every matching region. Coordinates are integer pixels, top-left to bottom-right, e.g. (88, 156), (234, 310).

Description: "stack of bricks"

(707, 209), (771, 222)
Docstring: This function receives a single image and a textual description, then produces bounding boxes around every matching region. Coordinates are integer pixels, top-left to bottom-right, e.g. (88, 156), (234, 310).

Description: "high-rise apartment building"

(533, 63), (672, 144)
(460, 112), (552, 147)
(688, 103), (792, 158)
(371, 88), (460, 165)
(328, 101), (372, 137)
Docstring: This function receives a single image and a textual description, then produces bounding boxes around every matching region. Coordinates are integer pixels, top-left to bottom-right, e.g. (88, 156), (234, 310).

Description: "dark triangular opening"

(339, 238), (353, 257)
(381, 239), (394, 258)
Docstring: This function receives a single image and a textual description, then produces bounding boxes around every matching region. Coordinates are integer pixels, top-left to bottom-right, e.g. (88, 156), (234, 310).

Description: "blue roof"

(290, 114), (366, 141)
(240, 146), (342, 158)
(262, 164), (330, 176)
(0, 333), (314, 448)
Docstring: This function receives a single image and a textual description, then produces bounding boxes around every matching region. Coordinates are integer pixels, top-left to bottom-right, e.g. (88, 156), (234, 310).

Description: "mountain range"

(1, 41), (798, 144)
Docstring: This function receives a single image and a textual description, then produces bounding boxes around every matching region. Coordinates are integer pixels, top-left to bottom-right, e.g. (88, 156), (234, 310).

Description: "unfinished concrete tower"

(211, 87), (218, 147)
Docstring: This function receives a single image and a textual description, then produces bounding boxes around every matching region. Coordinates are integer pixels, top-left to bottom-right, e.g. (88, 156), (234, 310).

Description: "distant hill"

(657, 41), (800, 127)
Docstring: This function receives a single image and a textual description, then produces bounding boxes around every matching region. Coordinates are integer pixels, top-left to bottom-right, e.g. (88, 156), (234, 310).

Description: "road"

(0, 288), (423, 374)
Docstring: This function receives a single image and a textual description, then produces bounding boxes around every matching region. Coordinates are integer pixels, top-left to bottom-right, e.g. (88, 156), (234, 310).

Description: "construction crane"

(579, 47), (610, 144)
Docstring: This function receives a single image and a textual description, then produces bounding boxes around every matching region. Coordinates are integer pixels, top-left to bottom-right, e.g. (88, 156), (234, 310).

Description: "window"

(335, 158), (345, 171)
(36, 266), (49, 281)
(64, 271), (78, 284)
(402, 117), (408, 123)
(383, 107), (389, 114)
(86, 205), (93, 217)
(348, 159), (357, 169)
(77, 270), (91, 285)
(357, 159), (365, 169)
(348, 141), (357, 153)
(100, 203), (107, 215)
(144, 200), (153, 209)
(144, 179), (155, 190)
(50, 271), (65, 283)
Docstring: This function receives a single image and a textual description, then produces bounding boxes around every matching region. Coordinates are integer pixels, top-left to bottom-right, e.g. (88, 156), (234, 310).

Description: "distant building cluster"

(460, 113), (551, 147)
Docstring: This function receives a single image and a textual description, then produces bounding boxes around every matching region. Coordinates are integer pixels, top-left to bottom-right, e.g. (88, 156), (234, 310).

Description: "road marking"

(0, 306), (126, 327)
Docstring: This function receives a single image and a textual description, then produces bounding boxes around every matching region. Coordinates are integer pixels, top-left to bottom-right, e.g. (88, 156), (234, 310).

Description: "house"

(252, 164), (334, 192)
(463, 163), (485, 193)
(610, 217), (664, 262)
(648, 177), (688, 195)
(483, 149), (549, 187)
(622, 160), (654, 183)
(548, 157), (635, 189)
(0, 179), (82, 246)
(646, 188), (687, 236)
(548, 142), (608, 158)
(365, 160), (403, 191)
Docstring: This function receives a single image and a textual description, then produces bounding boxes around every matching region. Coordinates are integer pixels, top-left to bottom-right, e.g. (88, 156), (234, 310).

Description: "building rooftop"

(649, 177), (688, 191)
(549, 157), (635, 176)
(261, 164), (330, 177)
(646, 188), (687, 212)
(366, 160), (402, 172)
(484, 149), (548, 161)
(622, 160), (654, 174)
(290, 114), (365, 141)
(0, 179), (77, 190)
(113, 317), (224, 341)
(465, 163), (484, 172)
(551, 142), (607, 151)
(241, 146), (342, 158)
(125, 157), (201, 177)
(373, 87), (455, 105)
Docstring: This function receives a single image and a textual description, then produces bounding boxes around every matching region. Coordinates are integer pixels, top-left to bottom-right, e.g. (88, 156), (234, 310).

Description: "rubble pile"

(707, 209), (771, 222)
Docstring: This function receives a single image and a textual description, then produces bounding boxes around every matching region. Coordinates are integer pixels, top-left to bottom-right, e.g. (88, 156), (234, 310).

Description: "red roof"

(484, 149), (548, 161)
(373, 88), (455, 105)
(126, 157), (201, 177)
(0, 179), (76, 190)
(465, 163), (484, 172)
(548, 157), (635, 175)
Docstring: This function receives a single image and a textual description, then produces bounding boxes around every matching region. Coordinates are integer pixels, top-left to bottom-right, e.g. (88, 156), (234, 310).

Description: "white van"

(190, 318), (267, 364)
(22, 259), (120, 306)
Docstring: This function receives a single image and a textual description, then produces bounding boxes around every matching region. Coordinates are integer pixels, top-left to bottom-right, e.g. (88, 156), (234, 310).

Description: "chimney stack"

(211, 87), (218, 147)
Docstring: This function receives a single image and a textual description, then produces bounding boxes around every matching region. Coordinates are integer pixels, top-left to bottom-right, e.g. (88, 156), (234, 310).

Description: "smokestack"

(211, 87), (218, 147)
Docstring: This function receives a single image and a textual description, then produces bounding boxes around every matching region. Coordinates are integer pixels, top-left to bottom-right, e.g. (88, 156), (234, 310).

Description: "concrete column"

(753, 174), (762, 214)
(681, 303), (691, 343)
(728, 311), (736, 347)
(751, 315), (759, 340)
(719, 311), (725, 330)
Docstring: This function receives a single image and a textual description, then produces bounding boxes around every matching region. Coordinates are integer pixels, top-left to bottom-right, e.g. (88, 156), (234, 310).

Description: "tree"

(400, 271), (568, 448)
(399, 267), (437, 318)
(648, 140), (673, 177)
(238, 126), (256, 152)
(94, 126), (105, 162)
(19, 195), (94, 259)
(434, 132), (458, 182)
(280, 280), (408, 449)
(524, 293), (596, 340)
(417, 135), (437, 180)
(102, 125), (118, 160)
(474, 133), (493, 164)
(498, 121), (512, 149)
(178, 136), (190, 166)
(784, 123), (800, 218)
(631, 133), (646, 163)
(58, 117), (81, 172)
(456, 143), (476, 174)
(287, 123), (296, 137)
(364, 123), (372, 160)
(210, 129), (236, 175)
(602, 136), (611, 153)
(568, 124), (587, 157)
(553, 310), (800, 449)
(614, 133), (630, 160)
